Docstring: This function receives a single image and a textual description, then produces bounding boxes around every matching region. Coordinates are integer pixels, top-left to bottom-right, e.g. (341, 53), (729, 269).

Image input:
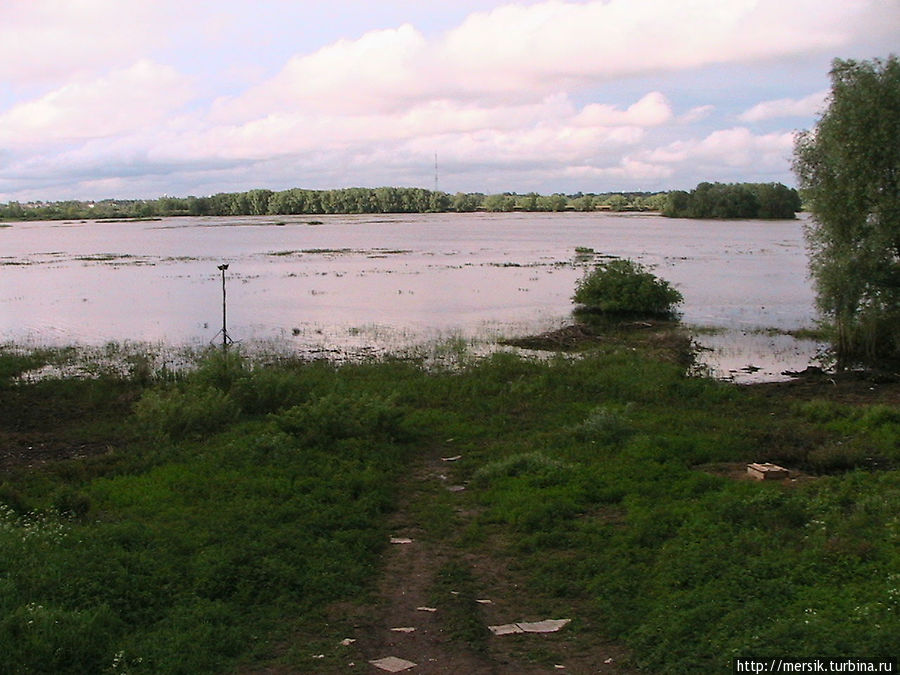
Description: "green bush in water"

(573, 258), (682, 317)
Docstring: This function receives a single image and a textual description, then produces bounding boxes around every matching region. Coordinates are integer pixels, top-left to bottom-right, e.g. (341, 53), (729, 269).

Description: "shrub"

(472, 451), (571, 487)
(231, 368), (307, 415)
(0, 603), (122, 675)
(573, 258), (682, 317)
(574, 403), (635, 445)
(192, 349), (247, 391)
(134, 384), (239, 441)
(274, 391), (406, 446)
(51, 488), (92, 520)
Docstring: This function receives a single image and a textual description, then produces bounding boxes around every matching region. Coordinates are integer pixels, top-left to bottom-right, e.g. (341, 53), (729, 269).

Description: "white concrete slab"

(370, 656), (417, 672)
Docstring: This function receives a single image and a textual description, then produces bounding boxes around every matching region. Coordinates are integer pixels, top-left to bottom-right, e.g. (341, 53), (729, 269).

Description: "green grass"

(0, 343), (897, 673)
(429, 559), (491, 653)
(0, 345), (69, 382)
(0, 351), (415, 674)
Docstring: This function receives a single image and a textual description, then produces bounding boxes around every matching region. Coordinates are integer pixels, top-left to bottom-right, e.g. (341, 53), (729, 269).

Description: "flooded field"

(0, 211), (824, 381)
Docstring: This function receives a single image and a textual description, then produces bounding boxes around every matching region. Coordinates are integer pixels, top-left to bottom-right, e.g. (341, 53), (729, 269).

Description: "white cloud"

(421, 123), (646, 167)
(641, 127), (796, 171)
(739, 90), (828, 122)
(697, 127), (793, 167)
(148, 88), (658, 168)
(215, 0), (874, 120)
(212, 23), (432, 120)
(0, 1), (170, 84)
(563, 159), (674, 182)
(1, 85), (667, 198)
(439, 0), (865, 87)
(574, 92), (672, 127)
(4, 0), (890, 200)
(0, 61), (194, 146)
(680, 105), (715, 124)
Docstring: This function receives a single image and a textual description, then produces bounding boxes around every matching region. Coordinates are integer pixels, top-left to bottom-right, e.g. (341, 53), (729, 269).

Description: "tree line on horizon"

(661, 181), (802, 219)
(0, 182), (801, 222)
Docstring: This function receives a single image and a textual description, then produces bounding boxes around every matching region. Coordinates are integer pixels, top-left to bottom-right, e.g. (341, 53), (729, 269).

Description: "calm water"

(0, 212), (823, 381)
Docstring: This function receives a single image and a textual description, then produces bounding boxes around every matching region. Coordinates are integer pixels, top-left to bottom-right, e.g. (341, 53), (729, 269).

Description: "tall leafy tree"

(793, 56), (900, 367)
(660, 183), (799, 219)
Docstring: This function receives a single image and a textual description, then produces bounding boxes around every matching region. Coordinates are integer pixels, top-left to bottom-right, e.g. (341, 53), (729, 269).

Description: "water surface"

(0, 212), (823, 381)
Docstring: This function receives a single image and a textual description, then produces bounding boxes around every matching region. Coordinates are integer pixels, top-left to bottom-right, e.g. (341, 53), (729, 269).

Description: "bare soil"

(329, 445), (637, 675)
(0, 380), (138, 472)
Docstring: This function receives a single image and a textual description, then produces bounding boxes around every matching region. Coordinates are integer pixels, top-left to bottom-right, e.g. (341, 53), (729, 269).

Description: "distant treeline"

(662, 182), (802, 219)
(0, 182), (800, 221)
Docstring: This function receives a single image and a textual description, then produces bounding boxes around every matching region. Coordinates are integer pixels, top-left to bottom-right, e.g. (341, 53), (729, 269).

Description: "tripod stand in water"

(211, 263), (235, 351)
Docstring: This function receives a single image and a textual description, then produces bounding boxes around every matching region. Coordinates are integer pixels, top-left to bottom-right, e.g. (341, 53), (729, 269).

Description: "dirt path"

(347, 446), (635, 675)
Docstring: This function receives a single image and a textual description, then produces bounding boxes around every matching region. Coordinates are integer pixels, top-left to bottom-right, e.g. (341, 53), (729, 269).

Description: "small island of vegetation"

(573, 258), (683, 318)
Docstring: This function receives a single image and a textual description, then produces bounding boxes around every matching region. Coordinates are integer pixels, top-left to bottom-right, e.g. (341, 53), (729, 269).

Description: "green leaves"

(661, 181), (801, 219)
(573, 258), (682, 317)
(792, 56), (900, 367)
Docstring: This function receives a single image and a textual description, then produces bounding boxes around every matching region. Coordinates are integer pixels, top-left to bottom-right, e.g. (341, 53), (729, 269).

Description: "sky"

(0, 0), (897, 202)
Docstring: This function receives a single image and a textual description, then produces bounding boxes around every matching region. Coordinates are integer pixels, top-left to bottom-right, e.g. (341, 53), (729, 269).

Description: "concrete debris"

(518, 619), (571, 633)
(340, 638), (356, 646)
(370, 656), (417, 672)
(747, 462), (790, 480)
(390, 627), (416, 633)
(416, 606), (437, 612)
(476, 599), (493, 605)
(446, 485), (466, 492)
(489, 619), (572, 635)
(390, 537), (413, 544)
(441, 455), (462, 462)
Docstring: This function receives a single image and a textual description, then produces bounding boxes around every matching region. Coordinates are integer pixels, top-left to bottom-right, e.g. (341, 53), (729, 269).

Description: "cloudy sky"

(1, 0), (897, 202)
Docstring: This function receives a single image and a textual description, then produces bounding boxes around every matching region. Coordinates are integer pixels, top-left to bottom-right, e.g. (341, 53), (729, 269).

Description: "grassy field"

(0, 329), (897, 673)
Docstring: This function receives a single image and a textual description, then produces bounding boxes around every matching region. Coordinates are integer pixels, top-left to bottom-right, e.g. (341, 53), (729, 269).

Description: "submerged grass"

(0, 335), (897, 673)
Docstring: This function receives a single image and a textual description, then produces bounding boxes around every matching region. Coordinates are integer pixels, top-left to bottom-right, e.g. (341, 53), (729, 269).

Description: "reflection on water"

(692, 330), (828, 383)
(0, 212), (823, 382)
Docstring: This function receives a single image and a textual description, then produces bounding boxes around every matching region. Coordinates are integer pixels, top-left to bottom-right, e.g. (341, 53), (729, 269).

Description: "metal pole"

(218, 264), (229, 351)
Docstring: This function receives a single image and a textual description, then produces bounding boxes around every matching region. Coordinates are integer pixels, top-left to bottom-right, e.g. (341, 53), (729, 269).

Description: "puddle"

(692, 329), (828, 383)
